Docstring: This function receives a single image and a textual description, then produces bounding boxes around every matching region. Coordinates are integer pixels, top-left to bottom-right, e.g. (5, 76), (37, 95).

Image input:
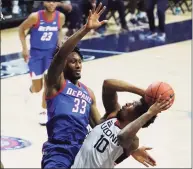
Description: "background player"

(18, 1), (64, 125)
(72, 79), (172, 168)
(41, 3), (107, 169)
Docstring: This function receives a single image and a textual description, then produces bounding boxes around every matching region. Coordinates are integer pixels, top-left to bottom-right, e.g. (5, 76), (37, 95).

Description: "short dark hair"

(53, 44), (83, 60)
(72, 46), (83, 60)
(136, 98), (157, 128)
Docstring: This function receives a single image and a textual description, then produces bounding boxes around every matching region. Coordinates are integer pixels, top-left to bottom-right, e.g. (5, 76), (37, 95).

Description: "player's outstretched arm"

(101, 79), (145, 121)
(117, 96), (172, 148)
(46, 3), (107, 88)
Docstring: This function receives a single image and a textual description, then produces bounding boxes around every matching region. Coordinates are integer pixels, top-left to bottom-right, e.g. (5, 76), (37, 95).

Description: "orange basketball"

(145, 81), (175, 109)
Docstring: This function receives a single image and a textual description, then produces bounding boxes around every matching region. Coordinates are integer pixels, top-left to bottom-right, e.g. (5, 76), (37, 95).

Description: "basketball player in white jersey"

(72, 79), (172, 168)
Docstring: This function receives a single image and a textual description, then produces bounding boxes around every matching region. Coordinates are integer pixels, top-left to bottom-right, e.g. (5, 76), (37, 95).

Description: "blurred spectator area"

(0, 0), (192, 30)
(1, 0), (34, 29)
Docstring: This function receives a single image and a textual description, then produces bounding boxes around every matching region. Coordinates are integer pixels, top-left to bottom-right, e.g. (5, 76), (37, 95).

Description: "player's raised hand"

(148, 95), (172, 116)
(85, 3), (108, 30)
(131, 146), (156, 167)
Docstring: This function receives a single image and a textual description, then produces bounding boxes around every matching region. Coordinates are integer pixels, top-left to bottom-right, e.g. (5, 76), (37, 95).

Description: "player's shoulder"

(79, 82), (95, 100)
(58, 11), (65, 19)
(85, 86), (95, 99)
(27, 11), (39, 21)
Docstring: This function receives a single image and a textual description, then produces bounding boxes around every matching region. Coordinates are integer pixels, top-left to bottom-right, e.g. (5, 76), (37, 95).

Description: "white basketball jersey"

(72, 118), (123, 168)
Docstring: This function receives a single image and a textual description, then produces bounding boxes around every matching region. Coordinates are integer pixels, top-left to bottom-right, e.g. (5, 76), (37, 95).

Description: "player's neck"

(119, 120), (131, 129)
(70, 79), (79, 87)
(43, 10), (55, 20)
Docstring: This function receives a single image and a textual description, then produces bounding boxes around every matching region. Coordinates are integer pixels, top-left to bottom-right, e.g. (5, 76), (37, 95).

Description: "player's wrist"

(83, 25), (92, 32)
(146, 109), (157, 116)
(145, 109), (156, 118)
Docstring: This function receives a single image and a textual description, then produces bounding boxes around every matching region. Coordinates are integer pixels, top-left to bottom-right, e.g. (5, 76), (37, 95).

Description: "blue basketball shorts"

(28, 48), (55, 80)
(41, 140), (82, 169)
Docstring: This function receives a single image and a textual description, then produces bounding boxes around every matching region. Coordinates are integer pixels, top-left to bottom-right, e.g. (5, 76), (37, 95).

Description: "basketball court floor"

(1, 10), (192, 168)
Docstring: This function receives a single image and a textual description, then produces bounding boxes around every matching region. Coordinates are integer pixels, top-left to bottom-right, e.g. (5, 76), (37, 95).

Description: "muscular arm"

(46, 26), (90, 88)
(115, 136), (139, 164)
(46, 3), (107, 90)
(18, 13), (38, 52)
(88, 88), (102, 128)
(117, 111), (154, 149)
(101, 79), (145, 120)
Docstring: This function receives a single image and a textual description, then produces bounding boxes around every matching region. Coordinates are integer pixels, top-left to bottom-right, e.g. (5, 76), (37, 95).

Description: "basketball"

(145, 81), (175, 109)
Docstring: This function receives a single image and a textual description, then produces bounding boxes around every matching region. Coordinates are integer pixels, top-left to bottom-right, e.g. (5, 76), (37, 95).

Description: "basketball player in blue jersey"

(41, 3), (107, 168)
(19, 1), (65, 125)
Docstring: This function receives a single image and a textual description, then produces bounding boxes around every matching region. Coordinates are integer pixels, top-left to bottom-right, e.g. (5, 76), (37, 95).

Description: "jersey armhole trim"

(79, 82), (93, 103)
(45, 80), (66, 100)
(114, 120), (122, 129)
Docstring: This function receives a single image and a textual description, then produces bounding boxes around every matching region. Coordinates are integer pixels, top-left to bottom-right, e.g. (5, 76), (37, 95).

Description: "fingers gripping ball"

(145, 81), (175, 109)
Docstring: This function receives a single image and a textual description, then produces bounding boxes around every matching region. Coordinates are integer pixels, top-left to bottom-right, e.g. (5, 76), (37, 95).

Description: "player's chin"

(48, 8), (55, 13)
(74, 73), (81, 80)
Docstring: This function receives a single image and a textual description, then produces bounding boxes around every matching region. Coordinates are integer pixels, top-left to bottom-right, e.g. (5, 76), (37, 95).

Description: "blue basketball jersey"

(46, 80), (93, 142)
(30, 10), (60, 50)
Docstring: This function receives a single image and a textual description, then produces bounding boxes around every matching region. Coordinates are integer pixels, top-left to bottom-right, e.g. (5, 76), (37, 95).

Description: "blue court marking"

(0, 19), (192, 79)
(79, 19), (192, 53)
(80, 49), (126, 54)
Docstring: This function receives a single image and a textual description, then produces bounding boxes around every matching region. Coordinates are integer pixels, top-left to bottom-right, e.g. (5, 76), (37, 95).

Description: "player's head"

(43, 1), (57, 13)
(117, 98), (157, 128)
(63, 47), (83, 82)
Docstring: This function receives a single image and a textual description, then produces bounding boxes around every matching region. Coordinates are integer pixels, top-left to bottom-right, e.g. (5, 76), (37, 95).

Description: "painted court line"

(80, 48), (126, 55)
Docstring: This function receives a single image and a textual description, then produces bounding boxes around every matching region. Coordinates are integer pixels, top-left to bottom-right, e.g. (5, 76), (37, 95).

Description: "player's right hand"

(148, 95), (172, 115)
(85, 3), (108, 30)
(22, 49), (29, 63)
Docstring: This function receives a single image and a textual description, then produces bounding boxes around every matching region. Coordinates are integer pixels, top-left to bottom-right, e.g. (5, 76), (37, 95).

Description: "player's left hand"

(131, 146), (156, 167)
(85, 3), (108, 30)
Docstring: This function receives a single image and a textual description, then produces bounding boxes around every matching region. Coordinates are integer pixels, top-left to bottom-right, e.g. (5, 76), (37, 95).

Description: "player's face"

(64, 52), (82, 80)
(44, 2), (57, 13)
(120, 101), (142, 121)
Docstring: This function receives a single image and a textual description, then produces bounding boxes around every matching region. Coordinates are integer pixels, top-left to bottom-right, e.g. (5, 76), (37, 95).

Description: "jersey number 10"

(94, 135), (109, 153)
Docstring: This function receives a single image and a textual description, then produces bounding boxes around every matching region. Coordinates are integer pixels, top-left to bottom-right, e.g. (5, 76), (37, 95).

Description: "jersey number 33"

(72, 98), (87, 114)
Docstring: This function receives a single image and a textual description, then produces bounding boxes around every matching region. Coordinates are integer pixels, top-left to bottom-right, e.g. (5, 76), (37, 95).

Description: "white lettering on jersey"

(38, 26), (58, 32)
(101, 120), (119, 146)
(72, 118), (123, 168)
(66, 87), (92, 104)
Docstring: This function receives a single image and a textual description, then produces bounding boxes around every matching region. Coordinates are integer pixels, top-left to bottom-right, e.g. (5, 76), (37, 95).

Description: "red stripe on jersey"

(45, 80), (66, 100)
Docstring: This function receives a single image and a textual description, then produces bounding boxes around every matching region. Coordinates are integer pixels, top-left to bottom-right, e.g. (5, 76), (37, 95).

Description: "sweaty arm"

(101, 79), (145, 121)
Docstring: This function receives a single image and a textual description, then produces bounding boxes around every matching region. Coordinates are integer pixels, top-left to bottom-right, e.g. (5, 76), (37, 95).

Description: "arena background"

(1, 0), (192, 168)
